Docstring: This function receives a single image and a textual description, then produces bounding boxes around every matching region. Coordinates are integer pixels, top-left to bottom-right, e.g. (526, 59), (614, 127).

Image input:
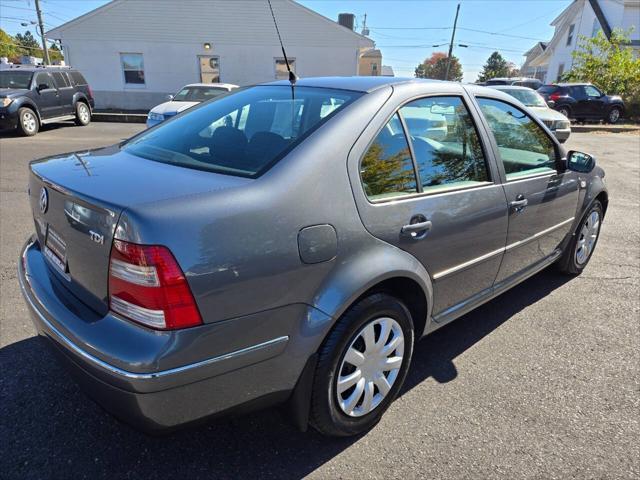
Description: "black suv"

(538, 83), (625, 124)
(0, 66), (94, 136)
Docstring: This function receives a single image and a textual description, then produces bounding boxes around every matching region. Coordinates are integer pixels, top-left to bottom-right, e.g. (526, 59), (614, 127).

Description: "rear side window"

(360, 113), (417, 200)
(477, 97), (557, 180)
(68, 71), (88, 86)
(538, 85), (559, 95)
(123, 86), (362, 177)
(51, 71), (70, 88)
(399, 96), (489, 192)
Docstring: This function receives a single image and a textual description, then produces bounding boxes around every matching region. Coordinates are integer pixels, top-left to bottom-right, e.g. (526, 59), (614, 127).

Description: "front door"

(198, 56), (220, 83)
(32, 72), (62, 119)
(475, 97), (579, 284)
(583, 85), (606, 118)
(352, 95), (508, 319)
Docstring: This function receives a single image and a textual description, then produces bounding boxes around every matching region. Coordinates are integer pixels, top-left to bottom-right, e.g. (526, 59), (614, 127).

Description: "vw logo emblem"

(39, 187), (48, 214)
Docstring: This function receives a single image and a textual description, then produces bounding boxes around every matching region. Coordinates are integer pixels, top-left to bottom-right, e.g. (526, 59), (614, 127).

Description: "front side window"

(399, 96), (489, 192)
(121, 53), (145, 85)
(360, 113), (417, 200)
(477, 97), (557, 180)
(34, 73), (54, 90)
(585, 85), (602, 97)
(275, 58), (296, 80)
(124, 86), (361, 177)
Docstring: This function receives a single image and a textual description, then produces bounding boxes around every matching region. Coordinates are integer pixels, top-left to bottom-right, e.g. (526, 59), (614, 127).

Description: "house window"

(371, 63), (378, 76)
(591, 18), (600, 37)
(120, 53), (145, 85)
(557, 63), (565, 81)
(566, 24), (575, 46)
(275, 58), (296, 80)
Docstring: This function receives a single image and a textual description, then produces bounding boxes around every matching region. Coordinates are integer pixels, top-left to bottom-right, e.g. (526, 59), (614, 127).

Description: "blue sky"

(0, 0), (572, 81)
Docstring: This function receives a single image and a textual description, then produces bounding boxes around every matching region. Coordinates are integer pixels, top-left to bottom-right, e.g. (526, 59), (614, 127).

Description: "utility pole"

(34, 0), (50, 65)
(444, 3), (461, 81)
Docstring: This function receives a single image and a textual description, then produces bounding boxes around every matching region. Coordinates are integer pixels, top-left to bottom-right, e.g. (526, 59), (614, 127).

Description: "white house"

(520, 42), (548, 80)
(526, 0), (639, 83)
(47, 0), (375, 110)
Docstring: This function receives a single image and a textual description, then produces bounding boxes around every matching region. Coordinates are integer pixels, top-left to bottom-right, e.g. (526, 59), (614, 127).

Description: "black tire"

(309, 293), (414, 437)
(75, 102), (91, 126)
(17, 107), (39, 136)
(557, 200), (603, 275)
(557, 106), (571, 119)
(606, 106), (622, 124)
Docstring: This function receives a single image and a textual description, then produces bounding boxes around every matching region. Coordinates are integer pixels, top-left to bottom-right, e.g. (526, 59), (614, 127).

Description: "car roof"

(183, 82), (238, 89)
(262, 76), (441, 93)
(554, 82), (591, 87)
(0, 66), (75, 72)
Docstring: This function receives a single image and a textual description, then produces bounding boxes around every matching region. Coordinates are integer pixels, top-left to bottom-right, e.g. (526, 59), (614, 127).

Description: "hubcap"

(79, 104), (89, 122)
(575, 210), (600, 265)
(560, 108), (569, 118)
(609, 109), (620, 123)
(336, 317), (404, 417)
(22, 112), (36, 132)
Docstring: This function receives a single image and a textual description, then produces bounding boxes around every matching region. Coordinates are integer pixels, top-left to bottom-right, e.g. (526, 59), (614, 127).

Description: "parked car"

(538, 83), (625, 124)
(146, 83), (238, 127)
(0, 65), (94, 136)
(19, 77), (607, 437)
(485, 77), (542, 90)
(488, 85), (571, 142)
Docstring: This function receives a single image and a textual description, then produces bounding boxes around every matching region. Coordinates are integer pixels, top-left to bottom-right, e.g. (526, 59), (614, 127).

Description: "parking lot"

(0, 122), (638, 479)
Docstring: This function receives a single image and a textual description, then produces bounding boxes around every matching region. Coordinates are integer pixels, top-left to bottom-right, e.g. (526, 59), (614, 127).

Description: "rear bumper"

(18, 236), (330, 432)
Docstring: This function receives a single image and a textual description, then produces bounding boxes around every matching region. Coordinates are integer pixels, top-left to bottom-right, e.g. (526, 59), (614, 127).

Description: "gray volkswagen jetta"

(19, 77), (607, 437)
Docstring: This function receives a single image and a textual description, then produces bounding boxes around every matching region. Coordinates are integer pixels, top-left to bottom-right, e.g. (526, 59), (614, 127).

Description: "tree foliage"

(415, 52), (463, 81)
(477, 51), (511, 82)
(0, 29), (19, 58)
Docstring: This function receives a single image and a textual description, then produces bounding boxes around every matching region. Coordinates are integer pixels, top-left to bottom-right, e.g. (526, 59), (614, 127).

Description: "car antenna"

(267, 0), (298, 86)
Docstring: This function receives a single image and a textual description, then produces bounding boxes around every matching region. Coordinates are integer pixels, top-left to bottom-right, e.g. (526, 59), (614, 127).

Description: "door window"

(399, 96), (489, 192)
(569, 86), (586, 99)
(585, 85), (602, 98)
(360, 113), (417, 200)
(477, 98), (558, 180)
(50, 71), (69, 88)
(34, 73), (54, 90)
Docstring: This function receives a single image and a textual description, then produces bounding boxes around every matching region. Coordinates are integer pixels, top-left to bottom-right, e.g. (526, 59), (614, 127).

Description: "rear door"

(474, 97), (579, 284)
(569, 86), (589, 117)
(50, 71), (74, 115)
(350, 92), (508, 320)
(32, 72), (62, 119)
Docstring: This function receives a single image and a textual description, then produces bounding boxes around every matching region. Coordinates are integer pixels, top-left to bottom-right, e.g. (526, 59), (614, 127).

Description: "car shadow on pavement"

(0, 268), (573, 479)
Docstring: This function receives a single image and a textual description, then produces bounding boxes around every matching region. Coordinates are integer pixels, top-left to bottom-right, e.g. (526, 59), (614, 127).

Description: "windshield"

(503, 88), (547, 107)
(0, 71), (33, 89)
(124, 86), (362, 177)
(173, 86), (229, 102)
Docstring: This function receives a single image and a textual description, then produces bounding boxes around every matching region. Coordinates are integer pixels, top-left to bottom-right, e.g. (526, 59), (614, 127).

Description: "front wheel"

(75, 102), (91, 126)
(310, 293), (414, 437)
(607, 107), (621, 124)
(17, 107), (39, 136)
(557, 200), (603, 275)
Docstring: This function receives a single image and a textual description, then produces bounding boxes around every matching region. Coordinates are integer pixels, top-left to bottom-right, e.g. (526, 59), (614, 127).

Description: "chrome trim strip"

(432, 217), (575, 280)
(432, 247), (505, 280)
(18, 259), (288, 380)
(505, 217), (574, 252)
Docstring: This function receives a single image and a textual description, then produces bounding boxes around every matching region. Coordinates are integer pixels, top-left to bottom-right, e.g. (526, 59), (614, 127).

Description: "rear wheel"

(17, 107), (39, 136)
(75, 102), (91, 126)
(310, 293), (414, 437)
(557, 200), (603, 275)
(607, 106), (621, 124)
(557, 106), (571, 119)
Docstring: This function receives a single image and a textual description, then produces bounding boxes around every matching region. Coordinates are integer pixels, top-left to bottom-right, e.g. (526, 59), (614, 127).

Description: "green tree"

(477, 51), (510, 82)
(0, 29), (19, 59)
(14, 30), (40, 56)
(415, 52), (463, 81)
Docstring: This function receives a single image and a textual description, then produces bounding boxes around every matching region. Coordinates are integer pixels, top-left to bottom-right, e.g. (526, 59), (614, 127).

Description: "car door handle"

(401, 220), (432, 238)
(509, 196), (528, 212)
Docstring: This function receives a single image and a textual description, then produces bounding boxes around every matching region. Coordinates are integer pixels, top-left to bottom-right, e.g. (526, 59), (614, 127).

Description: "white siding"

(48, 0), (373, 109)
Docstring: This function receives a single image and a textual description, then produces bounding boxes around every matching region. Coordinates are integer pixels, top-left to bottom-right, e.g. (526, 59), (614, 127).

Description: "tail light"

(549, 92), (562, 102)
(108, 239), (202, 330)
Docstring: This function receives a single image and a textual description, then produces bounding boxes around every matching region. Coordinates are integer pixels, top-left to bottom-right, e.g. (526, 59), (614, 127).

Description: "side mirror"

(566, 150), (596, 173)
(166, 94), (174, 101)
(37, 83), (50, 92)
(547, 100), (556, 108)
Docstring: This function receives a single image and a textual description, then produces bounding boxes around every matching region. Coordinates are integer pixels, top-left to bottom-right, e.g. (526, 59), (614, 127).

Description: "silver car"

(19, 77), (606, 437)
(489, 85), (572, 143)
(146, 82), (238, 127)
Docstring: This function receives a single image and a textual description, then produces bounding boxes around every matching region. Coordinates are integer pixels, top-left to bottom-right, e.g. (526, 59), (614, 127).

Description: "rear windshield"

(124, 86), (362, 177)
(538, 85), (559, 95)
(0, 71), (33, 89)
(173, 86), (228, 102)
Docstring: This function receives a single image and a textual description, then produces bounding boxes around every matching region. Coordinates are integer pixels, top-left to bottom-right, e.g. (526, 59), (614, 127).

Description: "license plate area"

(44, 224), (68, 277)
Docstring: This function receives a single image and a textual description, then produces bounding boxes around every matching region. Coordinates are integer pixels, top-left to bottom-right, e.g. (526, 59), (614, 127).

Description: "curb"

(92, 113), (147, 124)
(571, 125), (640, 133)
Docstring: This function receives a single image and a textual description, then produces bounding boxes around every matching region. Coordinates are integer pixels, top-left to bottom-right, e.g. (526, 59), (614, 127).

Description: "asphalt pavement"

(0, 122), (638, 479)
